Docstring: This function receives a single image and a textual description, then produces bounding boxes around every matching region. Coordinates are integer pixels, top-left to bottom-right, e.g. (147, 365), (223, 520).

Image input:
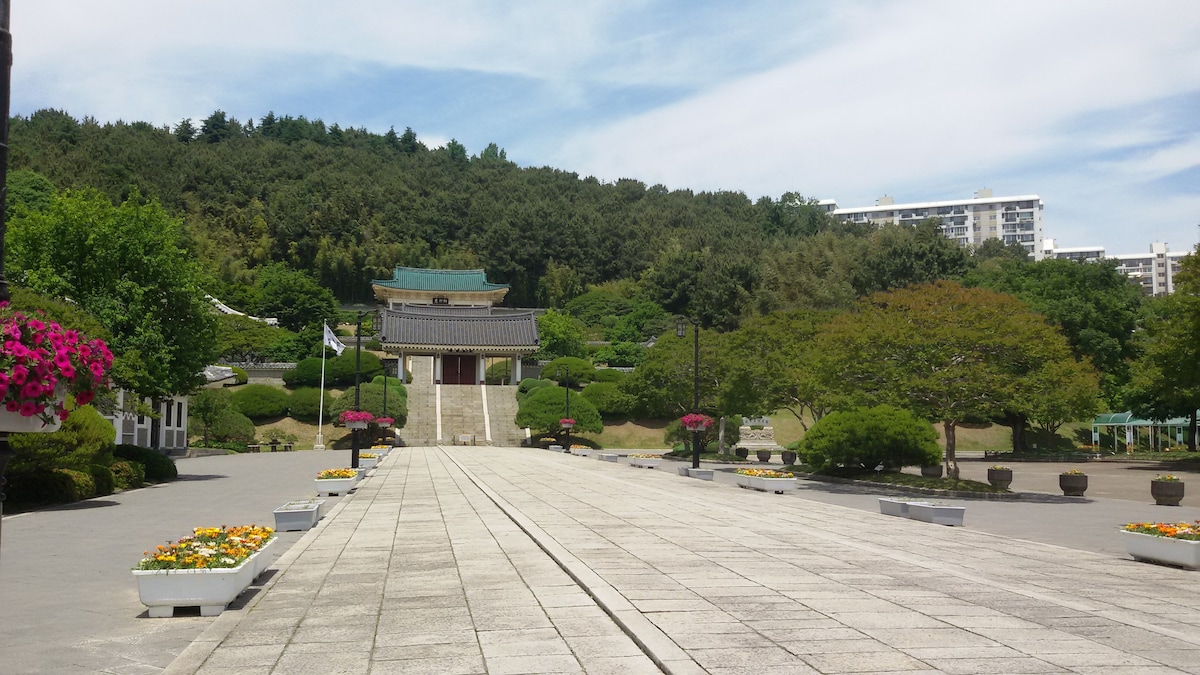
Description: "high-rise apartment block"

(828, 189), (1045, 259)
(1044, 239), (1189, 296)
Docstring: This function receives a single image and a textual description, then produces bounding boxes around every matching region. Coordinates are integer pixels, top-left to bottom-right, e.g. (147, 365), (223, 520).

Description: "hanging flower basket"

(338, 410), (374, 429)
(680, 413), (714, 432)
(559, 418), (576, 430)
(375, 417), (394, 428)
(0, 302), (114, 431)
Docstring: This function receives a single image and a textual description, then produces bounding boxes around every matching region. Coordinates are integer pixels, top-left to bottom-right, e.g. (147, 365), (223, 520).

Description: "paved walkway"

(165, 447), (1200, 674)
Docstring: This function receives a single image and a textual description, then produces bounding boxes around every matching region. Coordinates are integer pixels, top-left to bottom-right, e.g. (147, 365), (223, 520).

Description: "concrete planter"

(747, 476), (797, 494)
(988, 468), (1013, 489)
(687, 468), (714, 480)
(133, 541), (272, 618)
(629, 458), (662, 469)
(315, 477), (355, 496)
(1059, 473), (1088, 496)
(1152, 480), (1184, 506)
(755, 450), (772, 463)
(598, 453), (619, 462)
(878, 498), (929, 517)
(359, 457), (378, 470)
(1121, 530), (1200, 569)
(273, 500), (326, 531)
(907, 503), (965, 526)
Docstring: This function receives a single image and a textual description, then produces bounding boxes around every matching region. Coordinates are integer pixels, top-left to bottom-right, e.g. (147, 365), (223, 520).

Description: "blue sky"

(12, 0), (1200, 255)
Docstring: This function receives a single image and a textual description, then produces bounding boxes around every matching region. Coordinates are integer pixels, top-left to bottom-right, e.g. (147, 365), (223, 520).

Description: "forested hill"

(8, 108), (987, 329)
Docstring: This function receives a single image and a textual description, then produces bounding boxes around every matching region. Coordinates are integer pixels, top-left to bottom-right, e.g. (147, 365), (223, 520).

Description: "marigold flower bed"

(1124, 521), (1200, 541)
(137, 525), (274, 570)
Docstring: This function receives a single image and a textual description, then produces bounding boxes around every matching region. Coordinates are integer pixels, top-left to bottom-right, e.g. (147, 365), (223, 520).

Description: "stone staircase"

(396, 356), (529, 446)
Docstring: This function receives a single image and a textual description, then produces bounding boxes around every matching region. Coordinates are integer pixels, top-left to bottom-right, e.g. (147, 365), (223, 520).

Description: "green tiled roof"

(372, 267), (509, 292)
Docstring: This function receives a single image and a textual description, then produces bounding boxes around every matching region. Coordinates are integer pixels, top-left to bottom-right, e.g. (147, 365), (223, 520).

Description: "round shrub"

(230, 366), (249, 384)
(517, 378), (548, 396)
(111, 459), (145, 490)
(591, 368), (627, 384)
(282, 357), (324, 387)
(230, 384), (290, 420)
(542, 357), (596, 386)
(486, 360), (515, 385)
(328, 351), (383, 386)
(799, 405), (940, 471)
(514, 385), (602, 436)
(288, 387), (332, 423)
(58, 468), (96, 501)
(89, 464), (116, 496)
(3, 469), (78, 505)
(8, 405), (116, 472)
(580, 382), (632, 418)
(114, 444), (179, 482)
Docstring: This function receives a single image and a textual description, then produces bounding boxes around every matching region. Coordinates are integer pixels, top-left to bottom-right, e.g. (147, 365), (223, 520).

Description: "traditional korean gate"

(441, 354), (478, 384)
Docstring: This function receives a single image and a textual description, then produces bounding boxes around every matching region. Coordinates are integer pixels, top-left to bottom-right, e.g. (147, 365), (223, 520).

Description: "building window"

(177, 402), (184, 428)
(165, 402), (173, 427)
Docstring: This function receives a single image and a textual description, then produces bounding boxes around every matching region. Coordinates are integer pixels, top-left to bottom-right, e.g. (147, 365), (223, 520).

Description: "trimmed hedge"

(799, 405), (940, 471)
(287, 387), (331, 423)
(89, 464), (115, 496)
(580, 382), (632, 418)
(111, 459), (145, 490)
(230, 384), (290, 420)
(113, 445), (178, 482)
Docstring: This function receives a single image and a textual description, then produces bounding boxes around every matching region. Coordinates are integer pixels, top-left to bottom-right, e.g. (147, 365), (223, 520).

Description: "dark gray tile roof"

(381, 308), (539, 348)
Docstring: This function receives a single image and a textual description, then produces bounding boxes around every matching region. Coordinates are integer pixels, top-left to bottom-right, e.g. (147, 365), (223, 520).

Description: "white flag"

(323, 323), (346, 356)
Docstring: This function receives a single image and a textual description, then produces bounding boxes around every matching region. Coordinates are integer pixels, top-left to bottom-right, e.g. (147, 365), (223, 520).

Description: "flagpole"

(314, 325), (328, 451)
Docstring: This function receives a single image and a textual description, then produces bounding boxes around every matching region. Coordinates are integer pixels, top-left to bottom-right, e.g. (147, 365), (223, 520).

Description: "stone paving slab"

(163, 447), (1200, 674)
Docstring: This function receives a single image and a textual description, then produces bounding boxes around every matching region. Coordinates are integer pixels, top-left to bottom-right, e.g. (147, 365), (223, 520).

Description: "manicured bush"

(580, 382), (632, 418)
(210, 411), (257, 446)
(4, 469), (78, 505)
(59, 468), (96, 500)
(486, 360), (515, 385)
(287, 387), (332, 423)
(282, 357), (324, 387)
(518, 378), (552, 397)
(114, 444), (179, 482)
(591, 368), (628, 384)
(799, 405), (940, 471)
(514, 385), (602, 435)
(369, 375), (408, 400)
(230, 384), (290, 420)
(230, 366), (249, 384)
(542, 357), (596, 386)
(89, 464), (116, 496)
(327, 351), (383, 386)
(328, 382), (408, 428)
(111, 459), (145, 490)
(591, 343), (645, 369)
(7, 405), (116, 472)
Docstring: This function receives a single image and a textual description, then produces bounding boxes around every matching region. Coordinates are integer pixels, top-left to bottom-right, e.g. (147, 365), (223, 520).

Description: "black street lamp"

(0, 1), (16, 559)
(350, 310), (371, 469)
(557, 365), (571, 452)
(676, 316), (701, 469)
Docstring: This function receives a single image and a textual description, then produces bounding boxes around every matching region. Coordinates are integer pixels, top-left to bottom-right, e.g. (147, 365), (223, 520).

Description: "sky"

(11, 0), (1200, 255)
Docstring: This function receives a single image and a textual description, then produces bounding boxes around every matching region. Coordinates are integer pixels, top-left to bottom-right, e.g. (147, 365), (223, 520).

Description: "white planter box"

(629, 458), (662, 469)
(878, 498), (928, 517)
(573, 448), (593, 457)
(747, 476), (798, 493)
(315, 477), (355, 496)
(734, 473), (751, 488)
(274, 500), (326, 531)
(687, 468), (714, 481)
(907, 503), (965, 526)
(133, 545), (267, 617)
(598, 453), (619, 462)
(1121, 530), (1200, 570)
(345, 420), (368, 430)
(0, 409), (62, 433)
(359, 457), (378, 470)
(548, 445), (564, 451)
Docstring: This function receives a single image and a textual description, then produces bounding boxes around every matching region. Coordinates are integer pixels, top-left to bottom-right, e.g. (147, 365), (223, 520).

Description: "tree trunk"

(1190, 410), (1197, 452)
(1005, 411), (1027, 453)
(943, 420), (959, 480)
(718, 416), (727, 454)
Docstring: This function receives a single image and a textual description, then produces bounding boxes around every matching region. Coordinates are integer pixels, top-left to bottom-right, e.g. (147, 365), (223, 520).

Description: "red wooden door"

(441, 355), (478, 384)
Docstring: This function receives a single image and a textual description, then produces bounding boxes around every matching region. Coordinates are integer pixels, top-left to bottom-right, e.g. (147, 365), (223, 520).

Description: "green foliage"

(110, 459), (145, 490)
(855, 220), (972, 295)
(4, 469), (83, 504)
(514, 386), (602, 435)
(798, 405), (941, 471)
(252, 264), (340, 332)
(89, 464), (116, 496)
(543, 357), (596, 386)
(517, 378), (553, 398)
(5, 169), (56, 219)
(620, 329), (725, 418)
(328, 351), (383, 386)
(283, 357), (324, 387)
(8, 406), (116, 472)
(564, 290), (632, 326)
(189, 388), (231, 446)
(216, 313), (295, 364)
(287, 387), (332, 423)
(580, 382), (633, 418)
(206, 410), (257, 447)
(114, 445), (179, 482)
(7, 187), (217, 397)
(591, 368), (627, 384)
(604, 301), (670, 343)
(229, 384), (291, 420)
(230, 366), (249, 384)
(328, 382), (408, 428)
(486, 360), (515, 385)
(591, 343), (645, 368)
(535, 310), (587, 360)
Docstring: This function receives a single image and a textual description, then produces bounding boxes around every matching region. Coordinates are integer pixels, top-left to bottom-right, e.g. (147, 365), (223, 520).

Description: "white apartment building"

(1042, 239), (1191, 296)
(830, 189), (1045, 259)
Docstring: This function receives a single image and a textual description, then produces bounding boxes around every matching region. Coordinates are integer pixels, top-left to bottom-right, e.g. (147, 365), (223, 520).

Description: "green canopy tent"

(1092, 412), (1193, 454)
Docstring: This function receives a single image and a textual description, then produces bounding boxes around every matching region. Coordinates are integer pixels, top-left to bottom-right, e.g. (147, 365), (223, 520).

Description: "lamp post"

(0, 0), (15, 560)
(558, 366), (570, 451)
(676, 316), (701, 469)
(380, 333), (393, 447)
(350, 310), (368, 469)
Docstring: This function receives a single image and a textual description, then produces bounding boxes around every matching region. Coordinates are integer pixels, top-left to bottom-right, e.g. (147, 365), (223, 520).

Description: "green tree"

(799, 405), (941, 471)
(854, 220), (971, 295)
(215, 314), (292, 364)
(812, 281), (1096, 478)
(620, 329), (724, 418)
(514, 386), (602, 438)
(190, 389), (232, 447)
(253, 264), (339, 332)
(535, 310), (586, 360)
(7, 188), (217, 398)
